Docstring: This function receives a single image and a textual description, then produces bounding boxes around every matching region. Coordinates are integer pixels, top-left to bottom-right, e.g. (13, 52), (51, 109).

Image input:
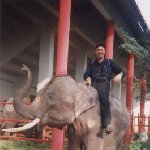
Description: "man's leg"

(97, 80), (112, 133)
(100, 99), (112, 132)
(92, 83), (105, 128)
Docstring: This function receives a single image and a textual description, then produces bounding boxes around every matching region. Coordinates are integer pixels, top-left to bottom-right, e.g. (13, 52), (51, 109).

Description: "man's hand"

(84, 77), (91, 86)
(113, 73), (123, 83)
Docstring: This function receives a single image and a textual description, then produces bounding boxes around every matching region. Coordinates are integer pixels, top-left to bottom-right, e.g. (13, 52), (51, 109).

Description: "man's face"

(95, 46), (105, 59)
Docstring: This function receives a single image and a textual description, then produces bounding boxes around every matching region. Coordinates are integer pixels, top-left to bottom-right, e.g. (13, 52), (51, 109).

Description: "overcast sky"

(135, 0), (150, 29)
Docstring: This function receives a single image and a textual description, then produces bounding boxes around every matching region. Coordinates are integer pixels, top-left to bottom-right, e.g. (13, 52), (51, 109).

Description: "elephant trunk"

(13, 65), (36, 120)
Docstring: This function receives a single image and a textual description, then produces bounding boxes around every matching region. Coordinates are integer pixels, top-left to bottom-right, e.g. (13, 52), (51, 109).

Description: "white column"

(0, 72), (16, 100)
(37, 28), (55, 92)
(110, 81), (122, 100)
(75, 51), (87, 82)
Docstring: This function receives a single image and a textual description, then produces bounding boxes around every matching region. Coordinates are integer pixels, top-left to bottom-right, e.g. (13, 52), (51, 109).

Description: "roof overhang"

(90, 0), (148, 38)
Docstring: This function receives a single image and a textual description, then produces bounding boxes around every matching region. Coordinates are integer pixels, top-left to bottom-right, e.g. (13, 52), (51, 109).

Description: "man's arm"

(110, 59), (126, 83)
(83, 62), (92, 85)
(83, 62), (92, 80)
(113, 72), (123, 83)
(110, 59), (126, 76)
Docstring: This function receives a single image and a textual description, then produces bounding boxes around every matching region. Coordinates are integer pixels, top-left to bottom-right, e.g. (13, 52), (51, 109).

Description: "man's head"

(95, 44), (105, 60)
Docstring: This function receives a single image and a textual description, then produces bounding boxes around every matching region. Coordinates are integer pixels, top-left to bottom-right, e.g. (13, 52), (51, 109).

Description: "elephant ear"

(74, 83), (97, 118)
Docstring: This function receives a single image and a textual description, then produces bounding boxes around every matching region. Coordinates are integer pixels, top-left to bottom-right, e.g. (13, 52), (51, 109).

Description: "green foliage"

(129, 140), (150, 150)
(118, 28), (150, 90)
(135, 94), (141, 102)
(0, 140), (68, 150)
(118, 28), (148, 61)
(0, 140), (50, 150)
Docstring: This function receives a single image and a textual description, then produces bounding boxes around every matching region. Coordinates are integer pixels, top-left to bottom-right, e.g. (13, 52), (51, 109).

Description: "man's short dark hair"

(95, 43), (105, 49)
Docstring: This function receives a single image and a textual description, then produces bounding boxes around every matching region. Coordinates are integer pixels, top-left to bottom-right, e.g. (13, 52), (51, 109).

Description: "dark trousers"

(92, 79), (111, 128)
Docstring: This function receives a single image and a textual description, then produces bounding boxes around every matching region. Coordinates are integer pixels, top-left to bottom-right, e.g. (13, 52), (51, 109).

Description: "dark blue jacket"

(83, 58), (126, 82)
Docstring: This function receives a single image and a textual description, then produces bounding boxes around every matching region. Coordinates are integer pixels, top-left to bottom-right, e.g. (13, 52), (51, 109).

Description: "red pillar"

(139, 73), (147, 132)
(105, 21), (115, 59)
(55, 0), (71, 76)
(125, 52), (135, 143)
(51, 0), (71, 150)
(126, 52), (135, 113)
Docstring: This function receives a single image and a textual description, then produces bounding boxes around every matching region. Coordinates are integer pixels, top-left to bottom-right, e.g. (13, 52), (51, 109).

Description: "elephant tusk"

(2, 118), (40, 132)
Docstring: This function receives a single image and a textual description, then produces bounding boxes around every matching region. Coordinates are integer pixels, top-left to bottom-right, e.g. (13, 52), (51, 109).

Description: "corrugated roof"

(113, 0), (148, 37)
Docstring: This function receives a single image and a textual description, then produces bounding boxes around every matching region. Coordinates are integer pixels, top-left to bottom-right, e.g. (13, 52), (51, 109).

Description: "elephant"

(3, 65), (130, 150)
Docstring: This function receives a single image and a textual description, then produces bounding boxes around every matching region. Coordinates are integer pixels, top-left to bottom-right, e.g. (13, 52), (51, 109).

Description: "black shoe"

(105, 124), (113, 134)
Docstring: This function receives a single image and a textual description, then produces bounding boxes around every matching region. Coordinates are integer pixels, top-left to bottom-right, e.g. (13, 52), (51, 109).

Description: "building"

(0, 0), (148, 111)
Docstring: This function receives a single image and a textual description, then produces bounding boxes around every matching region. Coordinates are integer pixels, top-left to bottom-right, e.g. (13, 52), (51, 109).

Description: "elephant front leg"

(84, 132), (104, 150)
(67, 140), (81, 150)
(67, 125), (82, 150)
(67, 133), (81, 150)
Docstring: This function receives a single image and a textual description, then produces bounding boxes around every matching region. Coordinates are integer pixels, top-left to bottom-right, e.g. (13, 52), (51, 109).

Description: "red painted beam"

(0, 118), (31, 123)
(0, 136), (49, 143)
(105, 21), (114, 59)
(51, 0), (71, 150)
(0, 102), (13, 105)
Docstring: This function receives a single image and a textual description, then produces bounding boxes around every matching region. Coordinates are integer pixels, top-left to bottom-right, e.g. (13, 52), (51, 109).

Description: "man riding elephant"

(84, 44), (126, 134)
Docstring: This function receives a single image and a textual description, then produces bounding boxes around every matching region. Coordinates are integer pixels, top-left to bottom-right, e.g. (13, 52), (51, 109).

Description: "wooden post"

(138, 113), (140, 132)
(139, 71), (147, 132)
(148, 115), (150, 138)
(131, 111), (134, 134)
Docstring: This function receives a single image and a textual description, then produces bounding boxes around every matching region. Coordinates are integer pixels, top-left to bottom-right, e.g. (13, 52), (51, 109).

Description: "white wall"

(0, 72), (16, 100)
(37, 27), (54, 92)
(0, 69), (38, 101)
(0, 79), (14, 100)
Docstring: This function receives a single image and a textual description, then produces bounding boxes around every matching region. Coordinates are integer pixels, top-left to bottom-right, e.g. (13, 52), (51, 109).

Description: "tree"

(118, 28), (150, 91)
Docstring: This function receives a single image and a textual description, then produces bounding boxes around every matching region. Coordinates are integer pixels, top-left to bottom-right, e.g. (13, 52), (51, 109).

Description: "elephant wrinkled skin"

(6, 65), (130, 150)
